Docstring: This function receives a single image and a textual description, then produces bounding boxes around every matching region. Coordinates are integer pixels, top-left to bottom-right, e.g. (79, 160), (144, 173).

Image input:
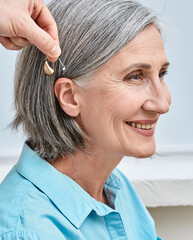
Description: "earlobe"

(54, 78), (80, 117)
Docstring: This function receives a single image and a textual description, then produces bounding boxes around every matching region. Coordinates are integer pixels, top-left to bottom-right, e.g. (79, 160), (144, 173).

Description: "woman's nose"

(142, 81), (171, 114)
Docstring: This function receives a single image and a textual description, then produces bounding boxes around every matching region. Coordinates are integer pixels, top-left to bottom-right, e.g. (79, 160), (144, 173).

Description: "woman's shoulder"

(0, 166), (54, 236)
(0, 230), (64, 240)
(0, 166), (31, 233)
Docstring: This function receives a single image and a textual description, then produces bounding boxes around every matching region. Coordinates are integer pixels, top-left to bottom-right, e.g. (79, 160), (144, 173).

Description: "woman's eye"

(124, 73), (143, 81)
(159, 70), (168, 79)
(131, 74), (141, 80)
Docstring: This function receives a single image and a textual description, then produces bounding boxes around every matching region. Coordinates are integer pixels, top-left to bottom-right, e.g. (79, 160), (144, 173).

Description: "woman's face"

(79, 25), (171, 159)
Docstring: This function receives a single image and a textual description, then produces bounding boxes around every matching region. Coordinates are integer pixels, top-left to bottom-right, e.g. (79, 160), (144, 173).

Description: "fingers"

(0, 36), (30, 50)
(26, 4), (61, 62)
(35, 5), (59, 43)
(0, 0), (61, 62)
(21, 17), (61, 62)
(0, 37), (6, 45)
(35, 6), (61, 62)
(10, 37), (30, 47)
(0, 36), (23, 50)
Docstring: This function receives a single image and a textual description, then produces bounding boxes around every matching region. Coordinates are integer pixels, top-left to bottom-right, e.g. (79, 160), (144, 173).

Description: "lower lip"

(126, 123), (155, 137)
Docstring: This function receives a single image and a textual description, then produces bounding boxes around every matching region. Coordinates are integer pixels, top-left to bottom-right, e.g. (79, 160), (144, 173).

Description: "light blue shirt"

(0, 143), (161, 240)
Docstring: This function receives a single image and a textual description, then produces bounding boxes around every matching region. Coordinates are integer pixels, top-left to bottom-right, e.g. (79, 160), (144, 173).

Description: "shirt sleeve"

(0, 230), (66, 240)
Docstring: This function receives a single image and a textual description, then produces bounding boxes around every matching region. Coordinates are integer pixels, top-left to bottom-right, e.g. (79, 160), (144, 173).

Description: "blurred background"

(0, 0), (193, 239)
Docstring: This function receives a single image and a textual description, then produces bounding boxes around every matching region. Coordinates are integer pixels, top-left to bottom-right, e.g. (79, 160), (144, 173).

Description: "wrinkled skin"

(79, 25), (171, 159)
(53, 24), (171, 202)
(0, 0), (61, 61)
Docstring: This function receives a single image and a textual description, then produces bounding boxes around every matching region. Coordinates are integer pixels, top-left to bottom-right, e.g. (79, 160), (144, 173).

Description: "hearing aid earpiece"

(43, 58), (66, 76)
(43, 60), (55, 76)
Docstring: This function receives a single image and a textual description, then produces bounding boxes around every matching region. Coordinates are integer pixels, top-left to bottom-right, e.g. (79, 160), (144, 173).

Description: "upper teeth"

(128, 122), (154, 130)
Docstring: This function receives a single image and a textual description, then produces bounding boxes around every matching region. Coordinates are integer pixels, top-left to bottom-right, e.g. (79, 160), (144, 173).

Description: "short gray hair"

(12, 0), (160, 161)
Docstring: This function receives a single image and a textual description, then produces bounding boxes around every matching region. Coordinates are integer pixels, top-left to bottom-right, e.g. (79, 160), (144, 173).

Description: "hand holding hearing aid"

(0, 0), (61, 62)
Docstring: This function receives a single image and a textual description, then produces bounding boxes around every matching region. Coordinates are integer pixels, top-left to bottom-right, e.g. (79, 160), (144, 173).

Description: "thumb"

(22, 17), (61, 62)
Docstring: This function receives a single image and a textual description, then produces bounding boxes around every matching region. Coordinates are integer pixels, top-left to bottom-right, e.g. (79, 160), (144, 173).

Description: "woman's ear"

(54, 78), (81, 117)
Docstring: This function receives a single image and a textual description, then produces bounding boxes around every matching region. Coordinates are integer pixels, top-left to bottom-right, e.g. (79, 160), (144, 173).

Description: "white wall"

(148, 206), (193, 240)
(140, 0), (193, 145)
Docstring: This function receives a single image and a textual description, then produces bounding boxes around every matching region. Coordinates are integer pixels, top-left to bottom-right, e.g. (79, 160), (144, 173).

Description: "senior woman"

(0, 0), (171, 239)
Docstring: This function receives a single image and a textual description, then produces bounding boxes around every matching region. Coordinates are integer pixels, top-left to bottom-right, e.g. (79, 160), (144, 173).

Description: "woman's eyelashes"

(124, 71), (143, 81)
(159, 70), (168, 81)
(124, 69), (168, 82)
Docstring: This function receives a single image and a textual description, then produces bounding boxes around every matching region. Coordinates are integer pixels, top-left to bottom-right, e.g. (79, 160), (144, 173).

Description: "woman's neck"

(50, 148), (122, 203)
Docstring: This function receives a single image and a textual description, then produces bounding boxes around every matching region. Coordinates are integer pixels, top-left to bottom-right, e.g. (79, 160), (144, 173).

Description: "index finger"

(35, 5), (60, 45)
(22, 16), (61, 62)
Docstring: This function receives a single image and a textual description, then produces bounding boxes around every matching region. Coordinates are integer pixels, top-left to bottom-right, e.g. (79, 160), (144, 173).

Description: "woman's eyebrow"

(161, 62), (170, 68)
(122, 61), (170, 73)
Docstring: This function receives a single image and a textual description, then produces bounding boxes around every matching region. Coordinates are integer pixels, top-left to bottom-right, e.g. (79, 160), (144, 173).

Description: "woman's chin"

(134, 150), (155, 159)
(124, 142), (156, 159)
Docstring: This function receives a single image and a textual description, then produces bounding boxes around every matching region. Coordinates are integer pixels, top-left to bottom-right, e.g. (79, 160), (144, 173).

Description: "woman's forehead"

(102, 25), (167, 72)
(119, 25), (164, 57)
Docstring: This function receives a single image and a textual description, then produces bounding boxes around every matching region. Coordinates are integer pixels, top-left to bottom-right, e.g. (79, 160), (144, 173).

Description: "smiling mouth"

(126, 121), (155, 130)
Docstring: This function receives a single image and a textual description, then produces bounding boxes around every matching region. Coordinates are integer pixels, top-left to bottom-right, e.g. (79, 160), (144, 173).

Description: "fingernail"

(51, 45), (56, 53)
(48, 45), (61, 58)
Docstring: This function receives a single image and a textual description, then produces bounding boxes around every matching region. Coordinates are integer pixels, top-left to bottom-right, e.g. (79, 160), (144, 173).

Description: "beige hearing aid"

(43, 58), (66, 76)
(43, 60), (55, 76)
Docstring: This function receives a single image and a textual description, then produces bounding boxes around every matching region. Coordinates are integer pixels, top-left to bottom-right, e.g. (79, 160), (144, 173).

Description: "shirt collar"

(16, 143), (122, 228)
